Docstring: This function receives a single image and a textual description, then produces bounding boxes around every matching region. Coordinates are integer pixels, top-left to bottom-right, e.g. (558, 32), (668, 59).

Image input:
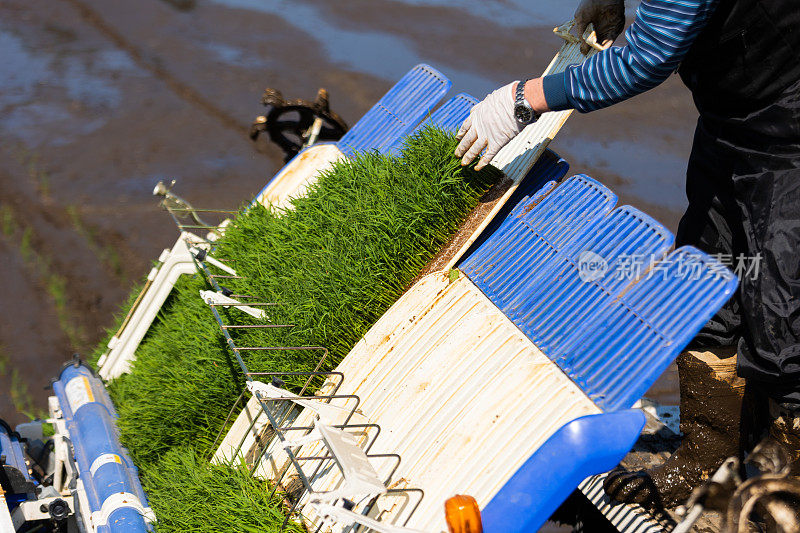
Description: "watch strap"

(515, 79), (530, 105)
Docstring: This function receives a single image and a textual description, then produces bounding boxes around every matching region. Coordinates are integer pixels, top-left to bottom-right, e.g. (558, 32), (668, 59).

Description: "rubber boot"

(763, 400), (800, 476)
(604, 346), (748, 509)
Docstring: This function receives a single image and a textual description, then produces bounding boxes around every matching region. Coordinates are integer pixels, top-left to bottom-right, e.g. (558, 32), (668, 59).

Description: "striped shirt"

(542, 0), (720, 113)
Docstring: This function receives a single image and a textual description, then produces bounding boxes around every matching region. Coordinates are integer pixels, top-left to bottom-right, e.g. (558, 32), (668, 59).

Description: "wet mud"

(606, 349), (748, 510)
(0, 0), (695, 425)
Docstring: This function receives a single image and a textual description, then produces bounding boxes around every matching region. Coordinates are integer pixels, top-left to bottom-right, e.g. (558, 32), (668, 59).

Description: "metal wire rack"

(157, 185), (425, 532)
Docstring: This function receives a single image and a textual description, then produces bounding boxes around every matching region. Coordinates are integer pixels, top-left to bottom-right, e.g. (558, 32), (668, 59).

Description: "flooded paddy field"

(0, 0), (694, 423)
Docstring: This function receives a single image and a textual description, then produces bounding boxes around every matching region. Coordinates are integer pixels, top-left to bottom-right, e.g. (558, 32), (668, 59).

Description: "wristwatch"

(514, 79), (539, 125)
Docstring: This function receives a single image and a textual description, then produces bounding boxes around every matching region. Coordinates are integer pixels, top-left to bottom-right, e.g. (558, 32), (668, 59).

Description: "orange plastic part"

(445, 494), (483, 533)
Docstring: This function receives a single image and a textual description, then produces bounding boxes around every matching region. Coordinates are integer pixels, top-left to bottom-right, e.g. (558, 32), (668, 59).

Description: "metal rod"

(243, 350), (331, 354)
(245, 369), (343, 401)
(221, 324), (295, 329)
(205, 304), (315, 492)
(211, 390), (247, 454)
(255, 393), (358, 403)
(277, 423), (378, 436)
(245, 349), (332, 398)
(168, 208), (238, 213)
(387, 488), (425, 527)
(228, 405), (266, 468)
(177, 224), (222, 230)
(208, 302), (282, 307)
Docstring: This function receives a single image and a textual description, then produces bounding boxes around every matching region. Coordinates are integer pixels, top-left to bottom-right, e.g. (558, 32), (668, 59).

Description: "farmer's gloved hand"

(575, 0), (625, 54)
(454, 81), (521, 171)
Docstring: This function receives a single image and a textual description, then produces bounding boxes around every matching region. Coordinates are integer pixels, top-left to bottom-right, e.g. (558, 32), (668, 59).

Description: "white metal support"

(200, 291), (267, 320)
(11, 497), (74, 530)
(281, 418), (387, 503)
(98, 232), (207, 380)
(311, 502), (428, 533)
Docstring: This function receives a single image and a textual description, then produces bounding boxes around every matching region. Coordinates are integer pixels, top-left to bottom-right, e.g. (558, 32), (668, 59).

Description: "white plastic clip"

(200, 290), (267, 320)
(189, 247), (237, 275)
(246, 380), (351, 423)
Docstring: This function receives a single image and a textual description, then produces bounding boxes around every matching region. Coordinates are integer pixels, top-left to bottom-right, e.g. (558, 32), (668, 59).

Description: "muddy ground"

(0, 0), (694, 426)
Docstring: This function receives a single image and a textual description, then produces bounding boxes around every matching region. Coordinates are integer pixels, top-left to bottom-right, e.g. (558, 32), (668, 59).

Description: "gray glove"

(575, 0), (625, 54)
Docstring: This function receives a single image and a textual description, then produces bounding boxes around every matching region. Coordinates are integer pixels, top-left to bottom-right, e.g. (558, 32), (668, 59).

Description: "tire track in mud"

(61, 0), (250, 137)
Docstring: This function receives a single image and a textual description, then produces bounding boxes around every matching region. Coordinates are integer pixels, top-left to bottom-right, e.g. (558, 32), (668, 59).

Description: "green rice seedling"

(141, 448), (305, 533)
(111, 127), (497, 463)
(0, 204), (15, 237)
(102, 127), (498, 531)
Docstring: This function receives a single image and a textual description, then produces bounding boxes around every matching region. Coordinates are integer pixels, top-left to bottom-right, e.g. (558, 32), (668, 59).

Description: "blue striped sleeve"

(543, 0), (719, 113)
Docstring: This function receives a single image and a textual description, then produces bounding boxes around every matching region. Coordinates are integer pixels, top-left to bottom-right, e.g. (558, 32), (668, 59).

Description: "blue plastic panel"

(386, 92), (478, 155)
(504, 204), (674, 357)
(463, 176), (738, 412)
(456, 149), (568, 266)
(337, 64), (451, 157)
(462, 174), (617, 310)
(0, 420), (35, 506)
(563, 246), (738, 411)
(419, 92), (478, 132)
(414, 93), (478, 133)
(481, 410), (646, 533)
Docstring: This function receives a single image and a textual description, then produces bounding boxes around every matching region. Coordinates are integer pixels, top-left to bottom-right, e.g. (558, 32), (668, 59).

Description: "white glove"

(455, 81), (522, 171)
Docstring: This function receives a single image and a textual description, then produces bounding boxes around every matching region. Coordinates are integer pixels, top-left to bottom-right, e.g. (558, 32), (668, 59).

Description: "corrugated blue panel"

(462, 175), (617, 310)
(503, 205), (674, 357)
(416, 93), (477, 133)
(564, 246), (738, 411)
(456, 149), (569, 266)
(463, 176), (737, 413)
(386, 93), (478, 155)
(337, 64), (451, 157)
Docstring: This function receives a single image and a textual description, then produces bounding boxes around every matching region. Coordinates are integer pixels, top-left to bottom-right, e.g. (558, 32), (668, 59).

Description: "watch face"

(514, 104), (533, 124)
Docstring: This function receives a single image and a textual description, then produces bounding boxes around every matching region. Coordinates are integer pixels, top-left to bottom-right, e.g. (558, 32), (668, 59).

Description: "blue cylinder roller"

(52, 361), (154, 533)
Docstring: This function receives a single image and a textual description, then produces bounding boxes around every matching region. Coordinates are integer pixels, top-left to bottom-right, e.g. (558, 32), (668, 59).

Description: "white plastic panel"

(98, 232), (205, 380)
(254, 143), (344, 210)
(241, 271), (600, 532)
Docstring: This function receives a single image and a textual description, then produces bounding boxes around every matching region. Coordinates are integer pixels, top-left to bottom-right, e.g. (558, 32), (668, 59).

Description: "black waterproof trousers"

(676, 78), (800, 405)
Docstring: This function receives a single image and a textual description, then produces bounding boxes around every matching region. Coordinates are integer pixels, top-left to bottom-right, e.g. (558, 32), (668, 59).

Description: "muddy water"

(0, 1), (688, 430)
